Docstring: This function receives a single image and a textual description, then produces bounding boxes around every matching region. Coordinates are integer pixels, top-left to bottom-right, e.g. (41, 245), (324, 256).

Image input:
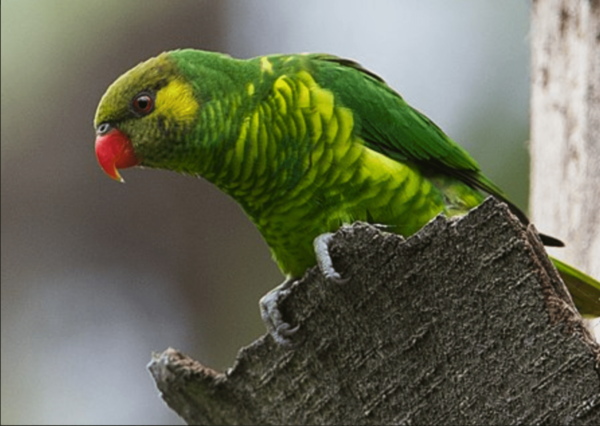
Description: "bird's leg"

(260, 277), (300, 347)
(261, 232), (351, 346)
(314, 232), (349, 284)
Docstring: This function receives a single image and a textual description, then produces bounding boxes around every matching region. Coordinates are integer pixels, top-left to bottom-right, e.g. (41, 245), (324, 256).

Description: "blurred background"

(2, 1), (533, 424)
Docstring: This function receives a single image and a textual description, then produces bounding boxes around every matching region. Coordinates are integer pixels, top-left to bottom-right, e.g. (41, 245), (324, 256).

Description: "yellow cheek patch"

(155, 78), (199, 126)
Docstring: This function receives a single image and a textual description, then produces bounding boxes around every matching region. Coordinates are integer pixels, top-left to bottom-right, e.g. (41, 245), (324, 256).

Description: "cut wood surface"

(148, 198), (600, 425)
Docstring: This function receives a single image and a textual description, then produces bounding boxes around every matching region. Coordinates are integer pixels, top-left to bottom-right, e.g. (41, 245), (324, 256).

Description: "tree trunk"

(530, 0), (600, 279)
(148, 199), (600, 425)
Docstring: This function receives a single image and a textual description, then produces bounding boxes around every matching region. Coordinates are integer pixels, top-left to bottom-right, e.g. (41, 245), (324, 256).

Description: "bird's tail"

(550, 257), (600, 317)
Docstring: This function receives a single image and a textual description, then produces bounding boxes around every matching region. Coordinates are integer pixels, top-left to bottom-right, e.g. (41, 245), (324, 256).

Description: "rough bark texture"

(530, 0), (600, 279)
(148, 198), (600, 425)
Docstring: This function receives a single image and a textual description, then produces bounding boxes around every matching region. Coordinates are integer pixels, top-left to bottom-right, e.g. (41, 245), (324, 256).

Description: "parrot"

(94, 49), (600, 346)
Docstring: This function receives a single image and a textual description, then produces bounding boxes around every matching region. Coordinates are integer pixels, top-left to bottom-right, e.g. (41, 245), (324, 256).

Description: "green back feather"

(306, 55), (563, 245)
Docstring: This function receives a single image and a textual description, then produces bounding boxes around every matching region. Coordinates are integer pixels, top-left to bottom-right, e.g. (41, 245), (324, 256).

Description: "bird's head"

(94, 52), (200, 182)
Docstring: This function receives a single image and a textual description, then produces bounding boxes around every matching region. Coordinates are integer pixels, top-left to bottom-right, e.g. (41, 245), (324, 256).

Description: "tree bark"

(148, 198), (600, 425)
(530, 0), (600, 279)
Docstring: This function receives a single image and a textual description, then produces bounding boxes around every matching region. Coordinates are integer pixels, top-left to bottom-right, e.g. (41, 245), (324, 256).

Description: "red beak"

(95, 128), (140, 182)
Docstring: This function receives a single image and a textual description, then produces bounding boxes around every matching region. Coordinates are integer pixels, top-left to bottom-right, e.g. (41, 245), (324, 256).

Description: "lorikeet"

(94, 49), (599, 345)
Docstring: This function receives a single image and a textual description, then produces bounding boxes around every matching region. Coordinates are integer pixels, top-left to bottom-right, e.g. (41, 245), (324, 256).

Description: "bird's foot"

(260, 278), (301, 347)
(260, 232), (350, 346)
(314, 232), (349, 284)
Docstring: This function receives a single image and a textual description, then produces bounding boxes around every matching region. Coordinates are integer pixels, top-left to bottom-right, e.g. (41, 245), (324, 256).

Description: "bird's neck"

(195, 70), (332, 218)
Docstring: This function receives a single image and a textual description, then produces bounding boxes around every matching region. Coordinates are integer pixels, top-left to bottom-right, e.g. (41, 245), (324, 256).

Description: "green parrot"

(94, 49), (600, 345)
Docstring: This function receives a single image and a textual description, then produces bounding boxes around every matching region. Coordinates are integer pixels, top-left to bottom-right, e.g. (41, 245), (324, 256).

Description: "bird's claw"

(323, 269), (350, 284)
(260, 232), (350, 346)
(314, 232), (349, 283)
(260, 278), (300, 347)
(274, 321), (300, 337)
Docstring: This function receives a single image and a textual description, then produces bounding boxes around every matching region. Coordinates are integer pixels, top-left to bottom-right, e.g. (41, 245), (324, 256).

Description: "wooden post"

(530, 0), (600, 280)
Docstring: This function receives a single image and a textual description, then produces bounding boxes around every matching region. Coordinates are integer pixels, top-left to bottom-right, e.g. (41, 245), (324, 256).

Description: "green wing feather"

(309, 55), (562, 246)
(308, 55), (481, 170)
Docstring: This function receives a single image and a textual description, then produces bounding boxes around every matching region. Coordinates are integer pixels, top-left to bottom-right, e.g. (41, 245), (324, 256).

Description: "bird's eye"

(131, 92), (155, 116)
